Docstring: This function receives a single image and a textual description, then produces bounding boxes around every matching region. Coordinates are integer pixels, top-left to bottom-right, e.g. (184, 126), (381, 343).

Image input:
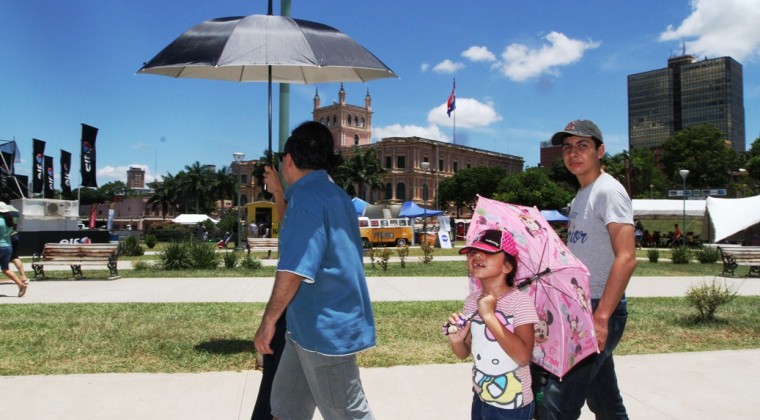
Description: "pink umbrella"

(466, 196), (599, 379)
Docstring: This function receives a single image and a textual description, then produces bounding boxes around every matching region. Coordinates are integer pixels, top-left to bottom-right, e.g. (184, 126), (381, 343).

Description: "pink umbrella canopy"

(465, 196), (599, 379)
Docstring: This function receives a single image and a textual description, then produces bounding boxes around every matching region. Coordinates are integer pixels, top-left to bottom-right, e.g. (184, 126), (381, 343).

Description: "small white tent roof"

(632, 199), (706, 218)
(171, 214), (218, 225)
(703, 195), (760, 243)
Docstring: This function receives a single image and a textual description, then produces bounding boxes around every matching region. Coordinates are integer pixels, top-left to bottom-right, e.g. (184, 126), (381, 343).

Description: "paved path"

(1, 273), (758, 419)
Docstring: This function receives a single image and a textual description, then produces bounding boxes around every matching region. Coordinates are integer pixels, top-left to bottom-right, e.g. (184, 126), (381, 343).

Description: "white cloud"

(660, 0), (760, 61)
(497, 32), (600, 81)
(427, 97), (502, 129)
(373, 124), (450, 142)
(462, 46), (497, 62)
(420, 62), (430, 72)
(433, 59), (465, 74)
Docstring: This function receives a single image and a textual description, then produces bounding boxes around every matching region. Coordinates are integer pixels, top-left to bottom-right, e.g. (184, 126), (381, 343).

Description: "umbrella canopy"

(138, 11), (397, 155)
(398, 201), (444, 218)
(466, 196), (598, 379)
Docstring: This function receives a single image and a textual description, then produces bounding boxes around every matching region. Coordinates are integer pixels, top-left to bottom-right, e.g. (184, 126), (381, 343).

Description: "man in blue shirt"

(254, 121), (376, 419)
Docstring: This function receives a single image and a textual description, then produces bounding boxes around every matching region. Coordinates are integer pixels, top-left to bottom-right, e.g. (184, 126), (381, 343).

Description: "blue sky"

(2, 0), (759, 185)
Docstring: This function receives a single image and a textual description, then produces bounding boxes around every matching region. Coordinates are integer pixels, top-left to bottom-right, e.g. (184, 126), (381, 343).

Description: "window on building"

(241, 194), (248, 205)
(439, 159), (444, 172)
(361, 117), (365, 128)
(397, 156), (406, 169)
(453, 161), (459, 172)
(354, 134), (359, 145)
(396, 182), (406, 200)
(385, 183), (392, 199)
(385, 156), (392, 169)
(333, 115), (337, 126)
(240, 174), (248, 185)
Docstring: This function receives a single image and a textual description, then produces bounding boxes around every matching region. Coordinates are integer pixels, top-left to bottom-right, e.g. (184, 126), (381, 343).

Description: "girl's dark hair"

(504, 252), (518, 287)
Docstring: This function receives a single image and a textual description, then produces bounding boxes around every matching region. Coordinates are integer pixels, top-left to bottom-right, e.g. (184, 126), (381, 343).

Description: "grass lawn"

(1, 297), (757, 376)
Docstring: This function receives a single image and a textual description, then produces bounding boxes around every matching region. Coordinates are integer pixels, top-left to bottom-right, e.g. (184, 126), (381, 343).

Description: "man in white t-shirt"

(539, 120), (637, 420)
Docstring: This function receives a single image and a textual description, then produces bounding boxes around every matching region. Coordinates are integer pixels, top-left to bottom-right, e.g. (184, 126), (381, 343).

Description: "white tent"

(632, 199), (706, 218)
(701, 195), (760, 243)
(171, 214), (219, 225)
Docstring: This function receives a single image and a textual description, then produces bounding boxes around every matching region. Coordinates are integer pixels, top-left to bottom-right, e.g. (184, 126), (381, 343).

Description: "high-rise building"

(126, 166), (145, 189)
(628, 55), (745, 153)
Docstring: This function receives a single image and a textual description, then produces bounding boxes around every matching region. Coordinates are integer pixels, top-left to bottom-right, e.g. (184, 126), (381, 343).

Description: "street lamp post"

(233, 152), (245, 249)
(421, 161), (430, 243)
(679, 169), (689, 247)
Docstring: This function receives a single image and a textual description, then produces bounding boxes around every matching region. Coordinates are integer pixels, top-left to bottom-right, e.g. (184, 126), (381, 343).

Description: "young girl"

(446, 229), (538, 419)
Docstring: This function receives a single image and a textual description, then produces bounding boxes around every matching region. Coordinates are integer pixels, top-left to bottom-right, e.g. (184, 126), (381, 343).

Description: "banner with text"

(32, 138), (46, 194)
(80, 124), (98, 188)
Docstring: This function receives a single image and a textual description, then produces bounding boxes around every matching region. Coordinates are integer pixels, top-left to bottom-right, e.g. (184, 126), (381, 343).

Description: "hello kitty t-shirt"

(463, 289), (539, 410)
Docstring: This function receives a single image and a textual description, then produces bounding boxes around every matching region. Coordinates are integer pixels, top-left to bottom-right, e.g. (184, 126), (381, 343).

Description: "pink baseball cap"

(459, 229), (518, 258)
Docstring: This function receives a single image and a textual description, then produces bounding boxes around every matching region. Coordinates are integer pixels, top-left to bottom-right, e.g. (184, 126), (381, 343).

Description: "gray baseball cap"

(550, 119), (604, 146)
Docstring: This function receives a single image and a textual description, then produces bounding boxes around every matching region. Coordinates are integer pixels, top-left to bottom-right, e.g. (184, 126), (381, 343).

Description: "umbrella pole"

(268, 65), (273, 155)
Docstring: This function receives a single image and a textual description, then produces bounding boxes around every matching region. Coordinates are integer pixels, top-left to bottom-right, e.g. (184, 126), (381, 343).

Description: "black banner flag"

(44, 155), (54, 198)
(0, 152), (12, 199)
(60, 150), (72, 196)
(80, 123), (98, 188)
(32, 138), (46, 194)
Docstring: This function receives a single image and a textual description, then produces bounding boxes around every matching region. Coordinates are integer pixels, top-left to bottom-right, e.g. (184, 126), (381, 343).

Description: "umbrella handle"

(441, 311), (476, 335)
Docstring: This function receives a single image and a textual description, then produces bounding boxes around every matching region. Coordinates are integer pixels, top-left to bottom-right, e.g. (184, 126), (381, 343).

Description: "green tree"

(603, 149), (669, 198)
(494, 167), (574, 209)
(99, 181), (131, 201)
(74, 187), (106, 206)
(660, 125), (737, 188)
(147, 174), (180, 220)
(335, 146), (386, 199)
(212, 166), (237, 219)
(179, 161), (215, 213)
(437, 166), (507, 214)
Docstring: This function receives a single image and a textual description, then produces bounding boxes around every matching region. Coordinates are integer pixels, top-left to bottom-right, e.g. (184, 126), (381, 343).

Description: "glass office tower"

(628, 55), (745, 153)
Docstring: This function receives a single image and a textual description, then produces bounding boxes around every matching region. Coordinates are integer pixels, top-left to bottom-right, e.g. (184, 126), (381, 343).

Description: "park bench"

(717, 245), (760, 277)
(31, 243), (120, 280)
(246, 238), (279, 258)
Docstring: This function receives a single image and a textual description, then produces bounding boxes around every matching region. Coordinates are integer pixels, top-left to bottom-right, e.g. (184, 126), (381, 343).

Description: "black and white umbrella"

(138, 5), (397, 154)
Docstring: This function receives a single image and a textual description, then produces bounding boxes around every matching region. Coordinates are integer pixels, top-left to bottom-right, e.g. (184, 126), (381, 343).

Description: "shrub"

(685, 279), (738, 322)
(158, 241), (192, 270)
(118, 236), (144, 257)
(132, 260), (152, 271)
(397, 245), (409, 268)
(420, 241), (434, 264)
(187, 240), (221, 269)
(223, 251), (240, 269)
(647, 248), (660, 263)
(378, 248), (392, 271)
(157, 240), (220, 270)
(694, 246), (720, 264)
(240, 255), (263, 270)
(144, 235), (157, 249)
(670, 246), (691, 264)
(366, 244), (376, 269)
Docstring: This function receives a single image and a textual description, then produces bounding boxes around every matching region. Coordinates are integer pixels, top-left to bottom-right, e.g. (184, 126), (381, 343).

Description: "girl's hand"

(477, 292), (497, 320)
(444, 312), (470, 342)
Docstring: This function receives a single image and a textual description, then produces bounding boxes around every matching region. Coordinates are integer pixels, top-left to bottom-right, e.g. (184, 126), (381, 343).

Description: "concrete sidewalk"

(0, 349), (757, 419)
(3, 275), (759, 303)
(1, 275), (758, 419)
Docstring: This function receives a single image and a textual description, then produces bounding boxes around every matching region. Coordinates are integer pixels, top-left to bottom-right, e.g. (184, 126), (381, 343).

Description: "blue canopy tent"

(352, 197), (369, 216)
(399, 201), (443, 218)
(540, 209), (568, 222)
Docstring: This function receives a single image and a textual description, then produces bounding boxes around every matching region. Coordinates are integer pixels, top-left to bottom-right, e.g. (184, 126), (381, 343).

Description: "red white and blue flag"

(446, 79), (456, 117)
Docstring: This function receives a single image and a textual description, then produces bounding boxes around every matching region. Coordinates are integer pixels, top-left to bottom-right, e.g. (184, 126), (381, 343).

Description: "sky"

(2, 0), (759, 186)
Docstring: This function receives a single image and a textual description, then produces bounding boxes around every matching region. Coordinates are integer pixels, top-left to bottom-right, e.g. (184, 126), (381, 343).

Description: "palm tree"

(180, 161), (215, 213)
(212, 165), (237, 219)
(147, 173), (179, 219)
(336, 146), (386, 200)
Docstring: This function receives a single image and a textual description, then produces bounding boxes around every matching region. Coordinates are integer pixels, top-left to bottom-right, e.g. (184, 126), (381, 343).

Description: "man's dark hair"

(284, 121), (339, 172)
